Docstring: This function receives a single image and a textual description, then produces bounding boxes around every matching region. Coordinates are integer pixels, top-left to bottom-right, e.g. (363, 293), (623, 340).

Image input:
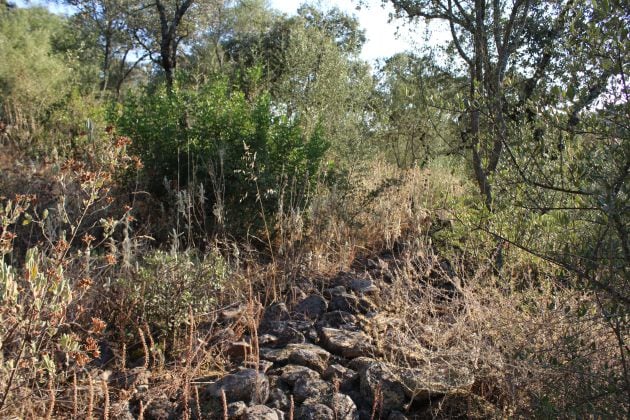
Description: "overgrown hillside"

(0, 0), (627, 418)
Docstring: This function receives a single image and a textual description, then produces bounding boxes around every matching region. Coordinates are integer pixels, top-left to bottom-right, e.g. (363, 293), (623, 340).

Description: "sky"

(268, 0), (420, 62)
(14, 0), (448, 64)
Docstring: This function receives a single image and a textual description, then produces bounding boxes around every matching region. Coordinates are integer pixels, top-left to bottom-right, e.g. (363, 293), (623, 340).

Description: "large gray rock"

(293, 377), (332, 403)
(323, 285), (347, 299)
(268, 388), (291, 411)
(349, 278), (379, 295)
(296, 403), (335, 420)
(204, 368), (269, 404)
(288, 345), (330, 373)
(262, 343), (330, 368)
(260, 321), (312, 346)
(330, 393), (359, 420)
(329, 293), (360, 314)
(279, 364), (320, 386)
(358, 362), (407, 415)
(319, 328), (376, 359)
(317, 311), (358, 329)
(244, 405), (282, 420)
(322, 364), (359, 393)
(295, 295), (328, 319)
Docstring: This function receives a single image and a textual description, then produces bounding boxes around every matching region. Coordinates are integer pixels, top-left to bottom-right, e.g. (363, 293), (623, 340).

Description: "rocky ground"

(101, 256), (501, 420)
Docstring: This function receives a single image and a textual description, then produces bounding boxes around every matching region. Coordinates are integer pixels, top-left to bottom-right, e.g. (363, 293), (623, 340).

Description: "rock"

(109, 401), (135, 420)
(331, 393), (359, 420)
(297, 403), (335, 420)
(244, 405), (280, 420)
(293, 377), (332, 403)
(262, 303), (291, 325)
(204, 368), (269, 404)
(260, 347), (293, 365)
(295, 295), (328, 319)
(261, 343), (329, 367)
(227, 401), (247, 418)
(317, 311), (358, 329)
(260, 321), (308, 346)
(330, 293), (361, 314)
(268, 388), (291, 411)
(242, 359), (273, 373)
(358, 362), (407, 415)
(279, 364), (320, 386)
(323, 286), (347, 299)
(322, 364), (358, 392)
(348, 357), (376, 372)
(349, 278), (379, 295)
(288, 346), (330, 373)
(320, 328), (376, 359)
(143, 396), (178, 420)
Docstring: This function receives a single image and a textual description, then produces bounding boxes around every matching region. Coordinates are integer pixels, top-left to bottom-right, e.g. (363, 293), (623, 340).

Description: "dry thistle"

(72, 371), (78, 418)
(87, 373), (94, 419)
(138, 327), (150, 370)
(221, 389), (228, 420)
(45, 374), (55, 420)
(194, 386), (202, 420)
(102, 379), (110, 420)
(289, 395), (294, 420)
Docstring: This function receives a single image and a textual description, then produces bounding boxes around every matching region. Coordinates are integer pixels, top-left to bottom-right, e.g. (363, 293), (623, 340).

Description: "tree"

(61, 0), (147, 96)
(383, 0), (578, 208)
(202, 4), (373, 164)
(129, 0), (224, 88)
(187, 0), (278, 78)
(374, 52), (460, 168)
(0, 5), (92, 149)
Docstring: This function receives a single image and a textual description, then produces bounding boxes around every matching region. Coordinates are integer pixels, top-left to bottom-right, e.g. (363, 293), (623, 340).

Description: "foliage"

(202, 4), (374, 165)
(113, 79), (329, 236)
(373, 53), (461, 168)
(115, 249), (228, 341)
(0, 133), (139, 416)
(0, 5), (103, 153)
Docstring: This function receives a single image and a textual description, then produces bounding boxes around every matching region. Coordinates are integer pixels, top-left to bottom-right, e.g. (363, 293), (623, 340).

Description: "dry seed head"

(91, 317), (107, 334)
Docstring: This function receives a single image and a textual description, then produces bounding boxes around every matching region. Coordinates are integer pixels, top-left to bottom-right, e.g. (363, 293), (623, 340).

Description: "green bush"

(113, 79), (328, 236)
(116, 249), (228, 341)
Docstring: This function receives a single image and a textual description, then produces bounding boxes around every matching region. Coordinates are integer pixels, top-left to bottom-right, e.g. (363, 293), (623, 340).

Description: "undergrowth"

(0, 146), (627, 418)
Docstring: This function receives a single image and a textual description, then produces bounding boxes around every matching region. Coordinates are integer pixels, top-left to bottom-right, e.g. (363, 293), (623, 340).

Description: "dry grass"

(0, 153), (626, 418)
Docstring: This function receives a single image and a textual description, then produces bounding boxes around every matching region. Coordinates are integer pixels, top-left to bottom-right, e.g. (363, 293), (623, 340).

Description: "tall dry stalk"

(45, 374), (55, 420)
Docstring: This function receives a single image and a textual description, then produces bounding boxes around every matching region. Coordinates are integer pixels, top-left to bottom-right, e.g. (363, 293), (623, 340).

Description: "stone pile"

(111, 265), (500, 419)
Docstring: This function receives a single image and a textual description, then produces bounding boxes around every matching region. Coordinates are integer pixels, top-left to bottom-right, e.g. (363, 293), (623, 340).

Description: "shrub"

(113, 79), (329, 238)
(0, 132), (139, 416)
(115, 249), (228, 345)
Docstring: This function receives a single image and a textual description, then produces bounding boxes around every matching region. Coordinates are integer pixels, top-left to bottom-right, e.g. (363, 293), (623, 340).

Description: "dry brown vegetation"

(1, 133), (626, 419)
